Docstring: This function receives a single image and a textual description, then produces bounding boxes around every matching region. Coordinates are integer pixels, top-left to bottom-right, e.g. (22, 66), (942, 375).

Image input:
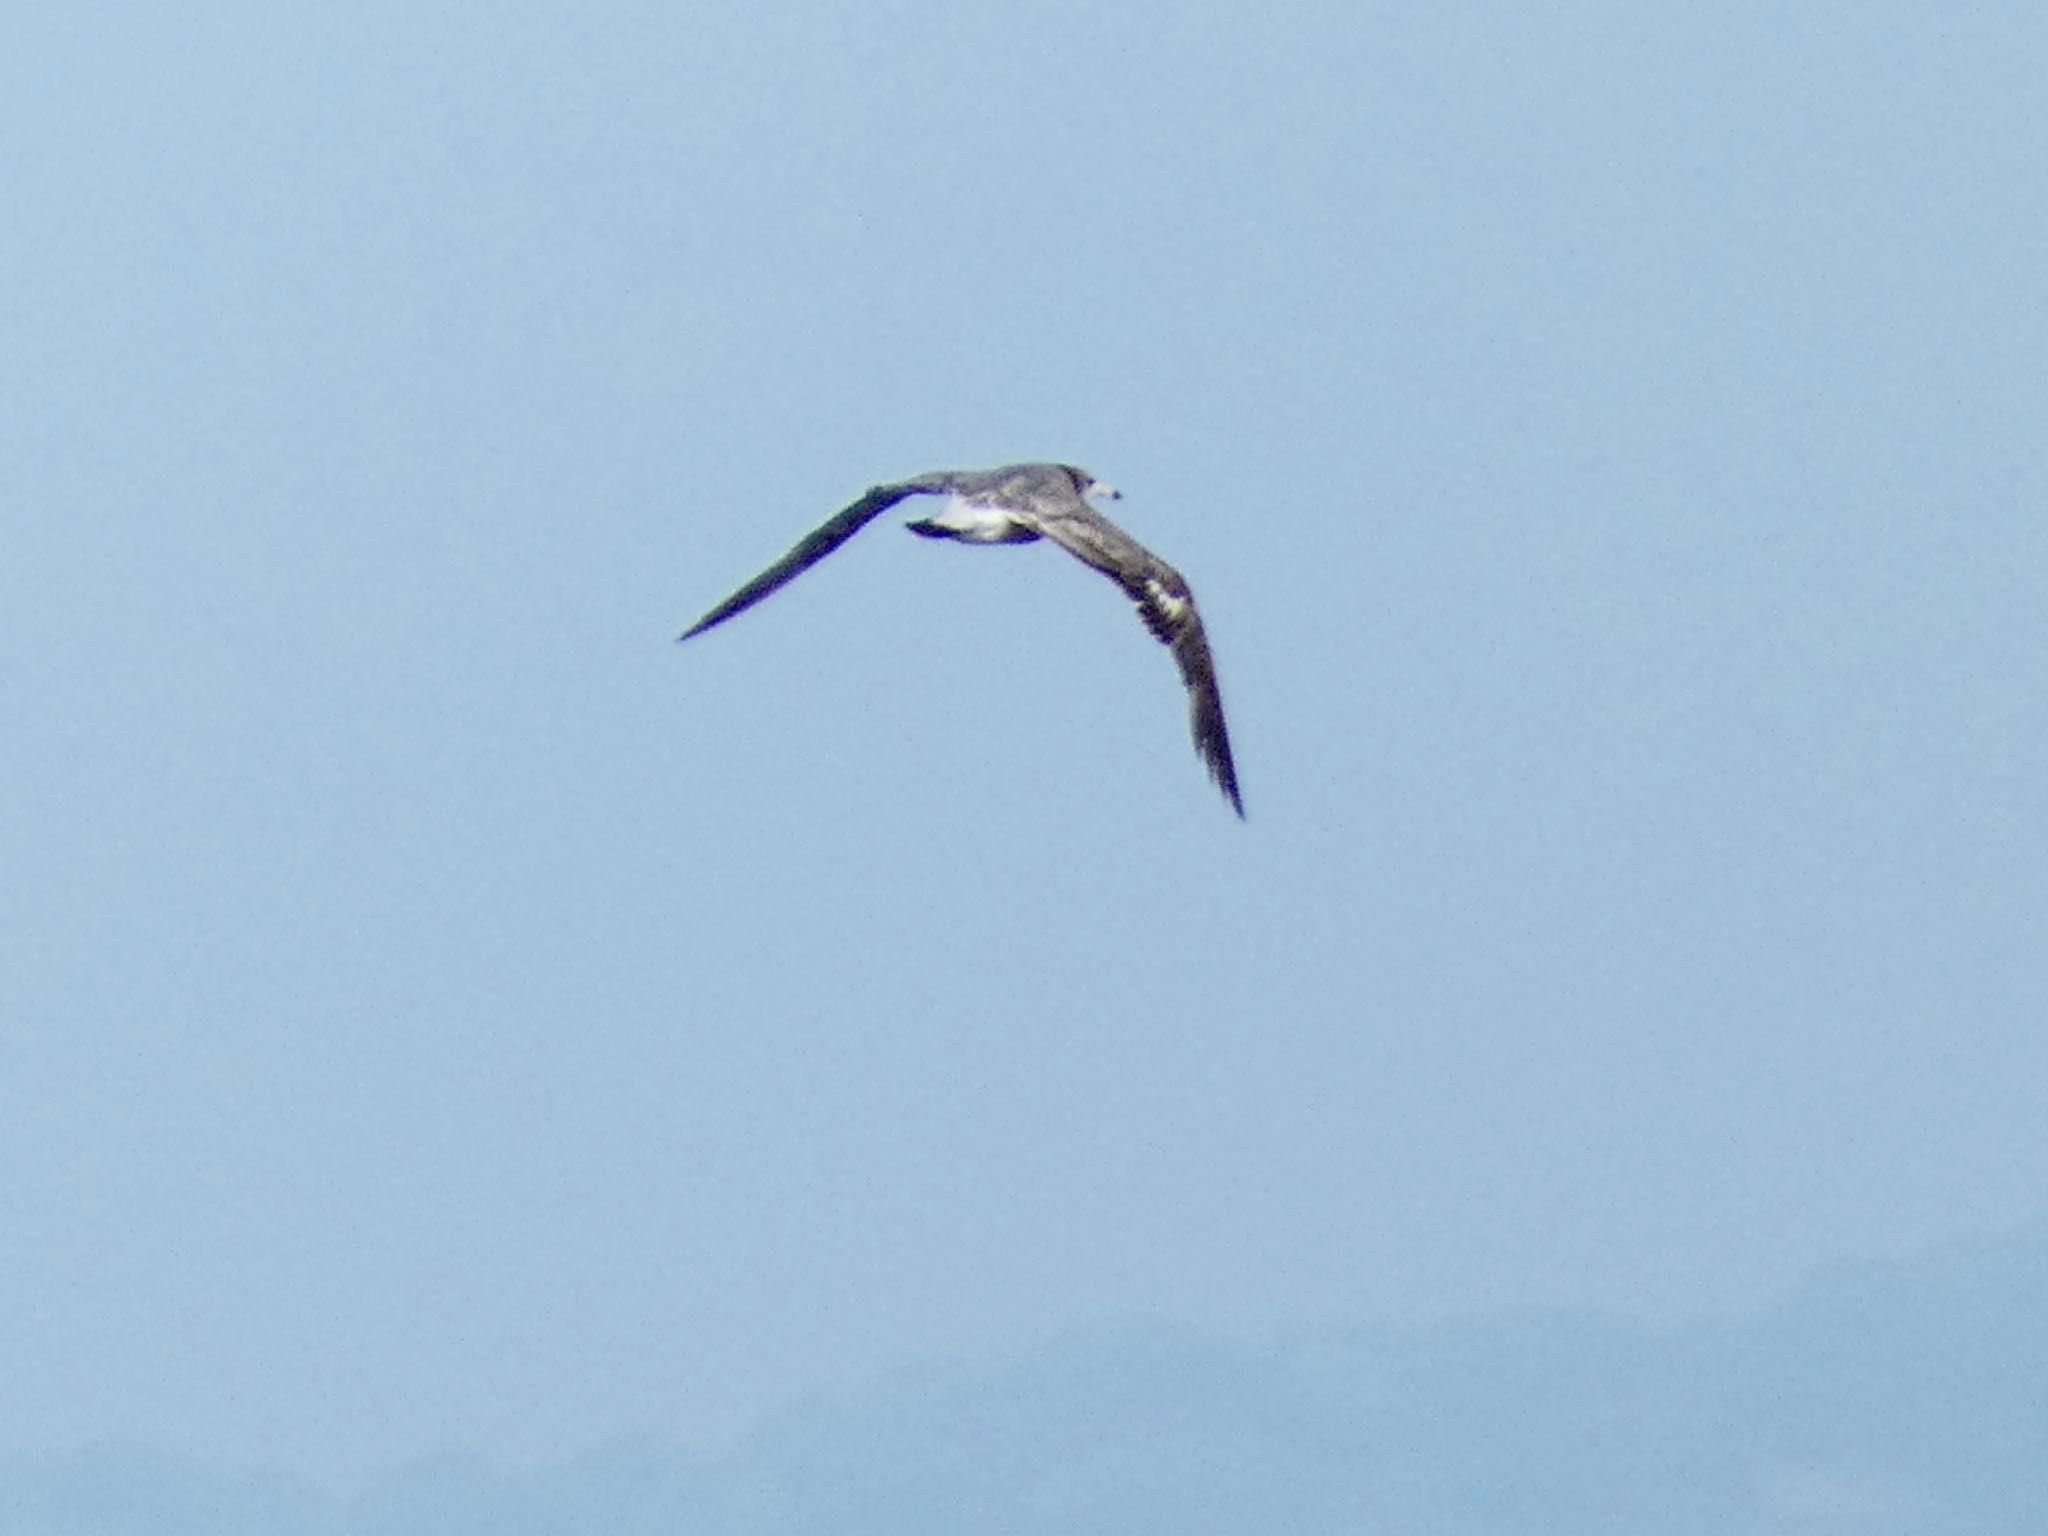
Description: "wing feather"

(1030, 508), (1244, 817)
(677, 482), (930, 640)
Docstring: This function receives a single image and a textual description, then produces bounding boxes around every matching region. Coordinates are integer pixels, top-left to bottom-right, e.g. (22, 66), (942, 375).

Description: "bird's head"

(1062, 465), (1121, 502)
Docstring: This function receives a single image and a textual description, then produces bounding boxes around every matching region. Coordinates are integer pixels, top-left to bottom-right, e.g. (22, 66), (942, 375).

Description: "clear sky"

(3, 0), (2044, 1486)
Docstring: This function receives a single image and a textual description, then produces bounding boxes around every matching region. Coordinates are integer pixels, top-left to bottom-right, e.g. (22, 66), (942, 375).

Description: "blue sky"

(4, 0), (2045, 1487)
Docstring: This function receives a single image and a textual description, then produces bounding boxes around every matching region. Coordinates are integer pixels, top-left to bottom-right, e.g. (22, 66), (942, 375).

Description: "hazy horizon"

(7, 1215), (2047, 1530)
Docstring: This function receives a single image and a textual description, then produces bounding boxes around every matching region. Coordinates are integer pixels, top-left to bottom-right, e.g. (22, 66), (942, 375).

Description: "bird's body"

(678, 462), (1243, 816)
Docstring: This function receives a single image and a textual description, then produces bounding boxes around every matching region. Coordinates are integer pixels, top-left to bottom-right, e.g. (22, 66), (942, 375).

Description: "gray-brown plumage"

(678, 463), (1243, 817)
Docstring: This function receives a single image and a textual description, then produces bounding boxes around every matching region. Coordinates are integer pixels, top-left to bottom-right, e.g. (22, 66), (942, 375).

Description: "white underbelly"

(931, 495), (1025, 542)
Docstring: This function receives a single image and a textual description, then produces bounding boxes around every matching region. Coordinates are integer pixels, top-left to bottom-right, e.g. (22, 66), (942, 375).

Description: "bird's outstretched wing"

(678, 481), (932, 641)
(1029, 507), (1244, 817)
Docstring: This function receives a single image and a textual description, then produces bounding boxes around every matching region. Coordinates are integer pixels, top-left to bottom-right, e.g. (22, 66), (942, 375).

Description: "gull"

(678, 462), (1243, 816)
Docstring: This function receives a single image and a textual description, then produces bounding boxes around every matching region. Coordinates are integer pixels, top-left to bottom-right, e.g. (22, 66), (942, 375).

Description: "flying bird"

(678, 462), (1243, 816)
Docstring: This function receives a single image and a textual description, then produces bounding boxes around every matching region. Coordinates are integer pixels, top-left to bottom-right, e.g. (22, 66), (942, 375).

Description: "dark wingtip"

(1219, 775), (1245, 820)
